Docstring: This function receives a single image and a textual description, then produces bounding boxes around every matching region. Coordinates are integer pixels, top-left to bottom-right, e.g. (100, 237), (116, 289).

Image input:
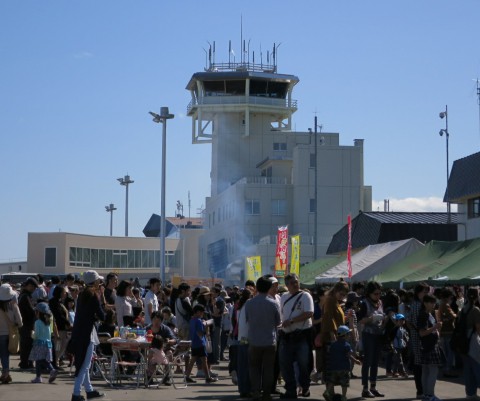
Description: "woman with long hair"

(357, 281), (386, 398)
(114, 280), (134, 327)
(406, 282), (430, 399)
(0, 284), (22, 384)
(70, 270), (106, 401)
(318, 280), (349, 398)
(49, 285), (70, 367)
(235, 287), (253, 397)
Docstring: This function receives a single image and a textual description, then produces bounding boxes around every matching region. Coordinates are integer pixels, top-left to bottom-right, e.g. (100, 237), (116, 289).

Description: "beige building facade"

(26, 229), (203, 282)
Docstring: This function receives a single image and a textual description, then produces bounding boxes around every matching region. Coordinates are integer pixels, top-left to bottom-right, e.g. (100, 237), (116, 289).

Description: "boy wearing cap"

(323, 325), (361, 401)
(392, 314), (409, 378)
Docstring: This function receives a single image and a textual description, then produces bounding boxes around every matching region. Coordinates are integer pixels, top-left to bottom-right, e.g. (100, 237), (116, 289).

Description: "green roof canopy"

(374, 238), (480, 285)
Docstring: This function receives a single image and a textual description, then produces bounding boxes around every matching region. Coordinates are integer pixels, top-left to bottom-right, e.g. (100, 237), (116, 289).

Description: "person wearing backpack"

(461, 287), (480, 400)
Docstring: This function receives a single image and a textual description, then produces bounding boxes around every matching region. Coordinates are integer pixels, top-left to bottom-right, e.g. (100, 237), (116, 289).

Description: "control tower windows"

(250, 80), (288, 99)
(203, 80), (246, 96)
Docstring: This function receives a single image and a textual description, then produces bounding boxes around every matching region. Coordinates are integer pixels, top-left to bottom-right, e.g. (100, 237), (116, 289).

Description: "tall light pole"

(309, 117), (322, 261)
(439, 105), (450, 223)
(105, 203), (117, 236)
(117, 175), (134, 236)
(149, 107), (174, 284)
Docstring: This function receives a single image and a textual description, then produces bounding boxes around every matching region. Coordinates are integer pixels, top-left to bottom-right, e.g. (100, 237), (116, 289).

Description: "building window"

(310, 153), (316, 167)
(468, 197), (480, 218)
(272, 199), (287, 216)
(273, 142), (287, 151)
(45, 247), (56, 267)
(310, 198), (316, 213)
(245, 200), (260, 215)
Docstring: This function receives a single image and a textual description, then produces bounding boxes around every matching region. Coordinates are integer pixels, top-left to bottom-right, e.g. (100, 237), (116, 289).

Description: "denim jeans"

(0, 335), (9, 373)
(279, 337), (311, 394)
(237, 343), (251, 395)
(73, 342), (94, 396)
(421, 364), (438, 397)
(463, 355), (480, 397)
(439, 335), (455, 372)
(361, 332), (382, 387)
(212, 326), (221, 362)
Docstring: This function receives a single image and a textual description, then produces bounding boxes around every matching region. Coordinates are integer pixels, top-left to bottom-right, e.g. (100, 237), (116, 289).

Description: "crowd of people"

(0, 270), (479, 401)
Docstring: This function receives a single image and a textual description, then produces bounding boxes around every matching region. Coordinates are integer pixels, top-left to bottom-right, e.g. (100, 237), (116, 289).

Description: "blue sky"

(1, 1), (479, 262)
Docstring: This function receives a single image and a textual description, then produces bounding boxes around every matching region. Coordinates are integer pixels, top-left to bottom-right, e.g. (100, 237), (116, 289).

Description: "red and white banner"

(347, 215), (352, 279)
(274, 225), (288, 277)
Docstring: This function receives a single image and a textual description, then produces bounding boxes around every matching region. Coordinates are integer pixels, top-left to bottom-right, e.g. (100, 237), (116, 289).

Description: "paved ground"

(0, 355), (468, 401)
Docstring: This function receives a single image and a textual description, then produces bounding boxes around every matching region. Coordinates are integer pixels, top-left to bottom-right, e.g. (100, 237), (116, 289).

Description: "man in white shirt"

(143, 277), (160, 326)
(279, 273), (314, 399)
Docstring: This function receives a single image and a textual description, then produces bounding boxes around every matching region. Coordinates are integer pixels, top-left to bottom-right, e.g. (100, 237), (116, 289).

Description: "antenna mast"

(477, 78), (480, 140)
(188, 190), (191, 218)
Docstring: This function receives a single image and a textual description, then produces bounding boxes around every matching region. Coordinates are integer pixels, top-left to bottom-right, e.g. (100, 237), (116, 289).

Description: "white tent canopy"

(315, 238), (424, 284)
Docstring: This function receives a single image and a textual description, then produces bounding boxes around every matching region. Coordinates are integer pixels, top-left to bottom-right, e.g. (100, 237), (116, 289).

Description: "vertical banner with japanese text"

(274, 225), (289, 277)
(290, 234), (300, 275)
(246, 256), (262, 281)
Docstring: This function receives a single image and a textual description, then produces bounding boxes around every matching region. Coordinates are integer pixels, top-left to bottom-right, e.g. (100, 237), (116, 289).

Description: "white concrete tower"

(186, 43), (371, 280)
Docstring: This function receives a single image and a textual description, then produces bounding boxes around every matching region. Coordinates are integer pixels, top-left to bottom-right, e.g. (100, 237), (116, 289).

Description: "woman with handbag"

(0, 283), (23, 384)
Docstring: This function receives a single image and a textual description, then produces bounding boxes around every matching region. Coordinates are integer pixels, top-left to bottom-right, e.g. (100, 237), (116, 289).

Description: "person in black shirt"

(18, 277), (38, 369)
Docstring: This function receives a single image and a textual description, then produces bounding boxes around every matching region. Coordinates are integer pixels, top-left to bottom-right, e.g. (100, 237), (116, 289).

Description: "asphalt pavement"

(0, 355), (468, 401)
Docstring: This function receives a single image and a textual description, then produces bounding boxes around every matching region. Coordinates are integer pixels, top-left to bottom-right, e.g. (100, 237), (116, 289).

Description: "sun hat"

(0, 284), (16, 301)
(395, 313), (405, 320)
(337, 325), (352, 336)
(198, 286), (211, 296)
(83, 270), (104, 285)
(35, 302), (52, 315)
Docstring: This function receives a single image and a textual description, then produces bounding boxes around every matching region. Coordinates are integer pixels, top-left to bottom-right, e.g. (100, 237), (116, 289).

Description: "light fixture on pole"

(117, 175), (134, 236)
(439, 105), (451, 223)
(149, 107), (174, 284)
(105, 203), (117, 236)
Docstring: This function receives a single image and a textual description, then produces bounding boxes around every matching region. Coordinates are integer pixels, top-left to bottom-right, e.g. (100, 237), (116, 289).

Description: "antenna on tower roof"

(240, 15), (243, 64)
(476, 78), (480, 140)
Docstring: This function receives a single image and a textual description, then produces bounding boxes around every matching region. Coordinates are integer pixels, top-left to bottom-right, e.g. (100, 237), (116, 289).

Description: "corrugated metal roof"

(445, 151), (480, 202)
(326, 211), (458, 255)
(362, 212), (459, 224)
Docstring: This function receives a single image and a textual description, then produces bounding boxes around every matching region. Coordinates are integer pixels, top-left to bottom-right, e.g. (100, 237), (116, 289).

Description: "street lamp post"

(105, 203), (117, 236)
(117, 175), (134, 236)
(309, 117), (322, 261)
(439, 105), (451, 223)
(149, 107), (174, 284)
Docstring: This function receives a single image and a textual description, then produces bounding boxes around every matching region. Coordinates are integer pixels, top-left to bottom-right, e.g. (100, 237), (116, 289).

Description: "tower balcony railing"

(207, 61), (277, 73)
(187, 96), (298, 114)
(234, 176), (289, 185)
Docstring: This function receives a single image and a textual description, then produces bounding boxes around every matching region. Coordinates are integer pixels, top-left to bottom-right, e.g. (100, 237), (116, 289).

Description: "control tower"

(186, 43), (371, 280)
